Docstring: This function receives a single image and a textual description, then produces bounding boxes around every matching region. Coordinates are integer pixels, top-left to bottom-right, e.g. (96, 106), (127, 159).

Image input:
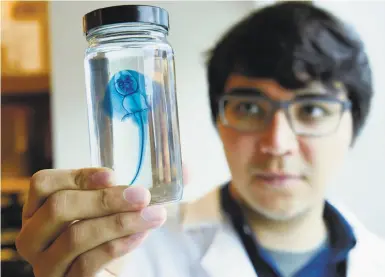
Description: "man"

(16, 2), (385, 277)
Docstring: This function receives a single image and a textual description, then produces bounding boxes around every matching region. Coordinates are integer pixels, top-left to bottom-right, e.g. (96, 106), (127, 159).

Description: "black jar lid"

(83, 5), (169, 35)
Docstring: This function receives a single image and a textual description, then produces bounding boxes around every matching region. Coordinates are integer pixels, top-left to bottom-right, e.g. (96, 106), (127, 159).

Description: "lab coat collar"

(103, 186), (385, 277)
(178, 184), (374, 235)
(178, 186), (385, 277)
(179, 185), (224, 230)
(179, 185), (257, 277)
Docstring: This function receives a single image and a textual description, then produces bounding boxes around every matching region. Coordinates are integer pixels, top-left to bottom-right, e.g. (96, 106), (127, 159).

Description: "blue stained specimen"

(103, 70), (151, 186)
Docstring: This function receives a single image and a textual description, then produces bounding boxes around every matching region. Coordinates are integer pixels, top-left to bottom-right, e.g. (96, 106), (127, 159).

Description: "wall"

(49, 1), (254, 200)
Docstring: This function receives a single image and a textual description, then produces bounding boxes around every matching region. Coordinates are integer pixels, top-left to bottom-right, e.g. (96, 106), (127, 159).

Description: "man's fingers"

(41, 207), (166, 275)
(23, 168), (115, 220)
(16, 186), (150, 262)
(65, 233), (148, 277)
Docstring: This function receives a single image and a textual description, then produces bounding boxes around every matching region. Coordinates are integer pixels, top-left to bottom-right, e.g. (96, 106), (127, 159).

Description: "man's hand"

(16, 168), (167, 277)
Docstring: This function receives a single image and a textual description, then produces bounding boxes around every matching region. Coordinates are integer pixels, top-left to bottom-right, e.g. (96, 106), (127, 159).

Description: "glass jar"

(83, 5), (183, 204)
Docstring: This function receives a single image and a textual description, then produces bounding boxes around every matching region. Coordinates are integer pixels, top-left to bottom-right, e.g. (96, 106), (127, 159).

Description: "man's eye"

(301, 105), (327, 117)
(296, 103), (336, 121)
(236, 102), (261, 115)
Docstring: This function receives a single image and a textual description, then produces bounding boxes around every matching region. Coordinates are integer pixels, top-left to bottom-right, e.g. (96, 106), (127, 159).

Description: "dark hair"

(207, 1), (373, 142)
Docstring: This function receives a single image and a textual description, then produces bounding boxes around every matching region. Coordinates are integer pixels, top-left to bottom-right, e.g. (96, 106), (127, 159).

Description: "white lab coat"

(100, 187), (385, 277)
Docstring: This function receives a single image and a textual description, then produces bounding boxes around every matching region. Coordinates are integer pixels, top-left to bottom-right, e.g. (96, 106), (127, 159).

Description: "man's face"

(217, 74), (353, 221)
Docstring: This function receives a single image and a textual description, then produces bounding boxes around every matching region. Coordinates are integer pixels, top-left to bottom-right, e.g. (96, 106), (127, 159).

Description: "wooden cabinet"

(1, 6), (51, 273)
(1, 2), (53, 194)
(1, 1), (51, 94)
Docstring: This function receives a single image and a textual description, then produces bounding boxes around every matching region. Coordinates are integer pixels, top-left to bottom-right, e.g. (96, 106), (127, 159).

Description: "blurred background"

(1, 1), (385, 276)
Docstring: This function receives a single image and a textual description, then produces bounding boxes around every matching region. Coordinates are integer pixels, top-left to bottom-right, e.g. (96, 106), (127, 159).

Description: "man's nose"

(259, 111), (298, 156)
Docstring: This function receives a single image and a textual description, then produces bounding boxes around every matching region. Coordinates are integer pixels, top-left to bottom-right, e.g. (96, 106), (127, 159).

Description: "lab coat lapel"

(201, 225), (257, 277)
(181, 187), (257, 277)
(345, 235), (384, 277)
(331, 202), (385, 277)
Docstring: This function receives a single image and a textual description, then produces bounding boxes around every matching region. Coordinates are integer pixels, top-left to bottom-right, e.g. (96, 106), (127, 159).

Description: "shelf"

(1, 177), (30, 193)
(1, 75), (50, 95)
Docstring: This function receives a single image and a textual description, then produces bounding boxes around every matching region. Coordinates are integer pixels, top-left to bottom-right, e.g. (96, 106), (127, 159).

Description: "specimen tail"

(129, 112), (147, 185)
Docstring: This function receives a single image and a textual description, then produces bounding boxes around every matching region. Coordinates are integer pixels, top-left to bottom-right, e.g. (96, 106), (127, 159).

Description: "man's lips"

(252, 172), (304, 186)
(254, 172), (303, 180)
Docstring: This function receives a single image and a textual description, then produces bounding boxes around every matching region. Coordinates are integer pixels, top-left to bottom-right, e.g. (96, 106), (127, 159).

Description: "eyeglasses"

(218, 93), (352, 137)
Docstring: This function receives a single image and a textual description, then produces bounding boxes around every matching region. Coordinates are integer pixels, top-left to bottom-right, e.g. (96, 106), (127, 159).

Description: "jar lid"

(83, 5), (169, 35)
